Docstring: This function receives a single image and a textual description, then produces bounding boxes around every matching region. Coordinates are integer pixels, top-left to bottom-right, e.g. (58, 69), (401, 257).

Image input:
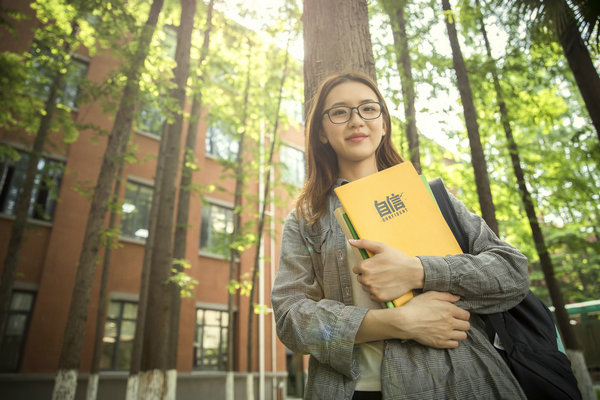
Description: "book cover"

(334, 161), (463, 307)
(334, 207), (413, 308)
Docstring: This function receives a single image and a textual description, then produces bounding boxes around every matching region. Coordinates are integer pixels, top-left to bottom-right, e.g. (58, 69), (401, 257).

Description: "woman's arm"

(356, 291), (471, 348)
(271, 211), (367, 379)
(419, 193), (529, 313)
(273, 209), (474, 379)
(351, 192), (529, 314)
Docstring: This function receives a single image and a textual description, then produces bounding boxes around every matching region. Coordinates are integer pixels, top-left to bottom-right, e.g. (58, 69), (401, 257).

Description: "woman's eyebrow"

(327, 99), (378, 108)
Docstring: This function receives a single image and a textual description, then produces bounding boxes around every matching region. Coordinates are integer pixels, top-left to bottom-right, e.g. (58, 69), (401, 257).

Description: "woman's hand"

(356, 291), (470, 349)
(350, 238), (424, 302)
(395, 291), (470, 348)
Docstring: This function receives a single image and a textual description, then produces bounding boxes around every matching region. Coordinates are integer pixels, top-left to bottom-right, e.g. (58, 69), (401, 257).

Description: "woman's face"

(320, 81), (386, 177)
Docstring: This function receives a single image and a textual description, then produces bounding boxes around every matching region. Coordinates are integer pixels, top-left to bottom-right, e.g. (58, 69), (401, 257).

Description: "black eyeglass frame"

(321, 101), (383, 124)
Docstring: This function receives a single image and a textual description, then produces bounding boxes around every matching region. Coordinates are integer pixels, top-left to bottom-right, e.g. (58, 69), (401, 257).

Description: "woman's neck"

(338, 159), (378, 182)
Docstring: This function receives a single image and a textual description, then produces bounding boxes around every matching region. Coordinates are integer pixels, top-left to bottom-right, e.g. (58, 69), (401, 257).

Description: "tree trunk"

(477, 7), (595, 398)
(168, 0), (214, 375)
(139, 1), (195, 399)
(247, 36), (291, 373)
(303, 0), (376, 111)
(226, 39), (252, 400)
(126, 123), (167, 400)
(51, 2), (164, 399)
(0, 24), (74, 350)
(557, 15), (600, 142)
(86, 164), (124, 400)
(440, 0), (499, 235)
(380, 0), (420, 173)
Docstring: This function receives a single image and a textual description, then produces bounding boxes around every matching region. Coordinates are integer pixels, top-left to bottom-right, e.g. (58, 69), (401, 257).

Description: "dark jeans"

(352, 391), (382, 400)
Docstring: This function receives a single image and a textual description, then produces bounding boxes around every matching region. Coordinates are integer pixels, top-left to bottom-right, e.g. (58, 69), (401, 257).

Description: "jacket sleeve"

(418, 192), (530, 314)
(270, 211), (367, 379)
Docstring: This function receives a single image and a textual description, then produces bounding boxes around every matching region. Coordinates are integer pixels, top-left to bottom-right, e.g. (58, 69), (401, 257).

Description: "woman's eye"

(331, 108), (348, 116)
(361, 104), (379, 113)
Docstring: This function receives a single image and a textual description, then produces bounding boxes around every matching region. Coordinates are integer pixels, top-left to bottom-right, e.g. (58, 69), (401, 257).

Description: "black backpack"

(429, 178), (582, 400)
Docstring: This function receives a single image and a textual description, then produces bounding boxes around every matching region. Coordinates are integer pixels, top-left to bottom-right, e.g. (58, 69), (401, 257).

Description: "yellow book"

(334, 161), (462, 308)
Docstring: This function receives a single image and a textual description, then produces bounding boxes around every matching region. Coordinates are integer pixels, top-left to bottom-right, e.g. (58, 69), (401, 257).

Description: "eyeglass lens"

(327, 102), (381, 124)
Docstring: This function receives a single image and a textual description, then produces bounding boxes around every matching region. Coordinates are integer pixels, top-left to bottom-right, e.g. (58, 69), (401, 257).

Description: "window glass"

(0, 290), (36, 372)
(280, 145), (305, 187)
(205, 122), (238, 162)
(60, 59), (88, 108)
(101, 300), (138, 370)
(10, 292), (34, 311)
(121, 181), (153, 240)
(0, 150), (64, 221)
(123, 302), (138, 319)
(117, 321), (136, 370)
(29, 43), (88, 109)
(194, 307), (228, 370)
(136, 99), (165, 137)
(199, 202), (234, 256)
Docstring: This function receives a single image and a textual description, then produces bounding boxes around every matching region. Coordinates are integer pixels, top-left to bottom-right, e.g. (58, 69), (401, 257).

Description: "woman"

(271, 72), (530, 400)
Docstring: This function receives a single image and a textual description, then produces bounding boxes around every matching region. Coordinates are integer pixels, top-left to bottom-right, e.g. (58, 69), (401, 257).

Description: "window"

(29, 43), (88, 109)
(205, 122), (238, 162)
(60, 59), (88, 108)
(121, 181), (153, 240)
(280, 145), (305, 187)
(101, 300), (137, 370)
(0, 290), (36, 372)
(199, 201), (234, 257)
(0, 150), (64, 221)
(136, 99), (165, 137)
(194, 308), (228, 370)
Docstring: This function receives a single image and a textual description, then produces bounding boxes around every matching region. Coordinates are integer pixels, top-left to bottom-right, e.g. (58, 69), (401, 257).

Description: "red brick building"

(0, 1), (306, 398)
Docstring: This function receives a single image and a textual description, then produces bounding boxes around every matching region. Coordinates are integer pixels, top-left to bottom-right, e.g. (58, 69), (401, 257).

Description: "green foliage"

(227, 272), (253, 297)
(253, 303), (271, 315)
(100, 226), (124, 248)
(0, 144), (22, 163)
(0, 52), (38, 131)
(169, 258), (199, 299)
(370, 0), (600, 305)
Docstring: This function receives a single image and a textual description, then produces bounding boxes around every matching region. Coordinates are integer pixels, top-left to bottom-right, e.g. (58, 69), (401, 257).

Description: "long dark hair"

(296, 72), (404, 224)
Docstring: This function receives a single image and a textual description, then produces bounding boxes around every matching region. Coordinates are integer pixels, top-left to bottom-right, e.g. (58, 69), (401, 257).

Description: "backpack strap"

(429, 178), (505, 344)
(429, 178), (468, 253)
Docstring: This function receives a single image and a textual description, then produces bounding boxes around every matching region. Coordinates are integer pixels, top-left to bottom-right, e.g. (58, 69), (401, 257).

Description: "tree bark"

(557, 15), (600, 142)
(126, 123), (167, 400)
(477, 7), (595, 398)
(52, 2), (164, 399)
(247, 36), (291, 372)
(381, 0), (420, 173)
(440, 0), (499, 235)
(303, 0), (376, 112)
(477, 3), (578, 351)
(0, 23), (74, 350)
(140, 1), (195, 399)
(168, 0), (214, 374)
(86, 163), (124, 400)
(226, 40), (252, 400)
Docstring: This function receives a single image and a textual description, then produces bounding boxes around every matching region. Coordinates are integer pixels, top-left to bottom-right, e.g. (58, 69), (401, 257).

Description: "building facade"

(0, 1), (305, 398)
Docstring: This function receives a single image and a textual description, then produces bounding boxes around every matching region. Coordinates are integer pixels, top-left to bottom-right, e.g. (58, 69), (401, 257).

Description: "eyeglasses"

(322, 102), (383, 124)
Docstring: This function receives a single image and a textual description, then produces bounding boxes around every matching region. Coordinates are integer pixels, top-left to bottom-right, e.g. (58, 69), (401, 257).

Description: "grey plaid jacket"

(271, 184), (530, 400)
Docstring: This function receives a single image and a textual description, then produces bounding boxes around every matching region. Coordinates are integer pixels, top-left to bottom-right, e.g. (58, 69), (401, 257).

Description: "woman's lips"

(347, 133), (368, 142)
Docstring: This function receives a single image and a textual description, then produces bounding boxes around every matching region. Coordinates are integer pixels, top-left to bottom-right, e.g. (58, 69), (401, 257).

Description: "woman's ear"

(319, 135), (328, 144)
